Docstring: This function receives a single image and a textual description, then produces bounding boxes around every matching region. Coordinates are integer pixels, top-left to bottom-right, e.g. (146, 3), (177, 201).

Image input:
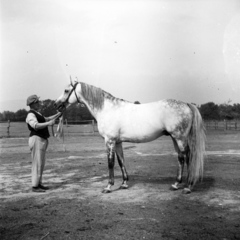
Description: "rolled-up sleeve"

(26, 113), (38, 130)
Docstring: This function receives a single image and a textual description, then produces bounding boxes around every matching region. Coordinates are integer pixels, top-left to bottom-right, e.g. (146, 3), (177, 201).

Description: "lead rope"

(55, 116), (66, 152)
(51, 125), (55, 137)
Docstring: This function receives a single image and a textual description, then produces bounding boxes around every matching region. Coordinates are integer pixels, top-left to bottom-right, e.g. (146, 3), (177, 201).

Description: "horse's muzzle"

(54, 101), (66, 112)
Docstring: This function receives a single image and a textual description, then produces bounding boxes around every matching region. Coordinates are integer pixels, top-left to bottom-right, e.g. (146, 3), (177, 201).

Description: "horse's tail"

(187, 103), (206, 187)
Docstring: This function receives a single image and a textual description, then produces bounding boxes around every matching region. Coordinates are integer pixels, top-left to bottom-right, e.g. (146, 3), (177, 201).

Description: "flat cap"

(26, 95), (40, 106)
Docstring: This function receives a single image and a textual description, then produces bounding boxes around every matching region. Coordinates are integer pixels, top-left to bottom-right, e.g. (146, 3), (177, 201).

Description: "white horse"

(54, 80), (206, 194)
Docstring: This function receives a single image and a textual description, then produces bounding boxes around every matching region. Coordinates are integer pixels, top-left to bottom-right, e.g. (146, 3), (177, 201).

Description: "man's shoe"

(38, 184), (49, 190)
(32, 187), (45, 193)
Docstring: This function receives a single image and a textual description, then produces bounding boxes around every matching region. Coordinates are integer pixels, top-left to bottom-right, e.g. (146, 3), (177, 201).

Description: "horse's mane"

(80, 82), (124, 109)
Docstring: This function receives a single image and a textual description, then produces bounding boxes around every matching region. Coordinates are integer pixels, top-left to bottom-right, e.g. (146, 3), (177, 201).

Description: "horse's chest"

(97, 118), (120, 137)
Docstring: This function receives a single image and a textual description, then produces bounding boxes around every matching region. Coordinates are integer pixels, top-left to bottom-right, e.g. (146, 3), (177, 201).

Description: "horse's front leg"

(102, 140), (116, 193)
(116, 142), (129, 189)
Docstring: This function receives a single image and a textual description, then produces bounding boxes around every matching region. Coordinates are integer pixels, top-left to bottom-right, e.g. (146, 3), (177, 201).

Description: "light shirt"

(26, 111), (45, 130)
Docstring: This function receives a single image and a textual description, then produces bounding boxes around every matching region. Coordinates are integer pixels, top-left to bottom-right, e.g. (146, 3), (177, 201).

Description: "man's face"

(31, 101), (41, 110)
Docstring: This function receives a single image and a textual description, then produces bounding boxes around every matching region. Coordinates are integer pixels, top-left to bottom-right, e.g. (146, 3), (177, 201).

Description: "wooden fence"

(0, 120), (98, 138)
(0, 120), (11, 137)
(204, 120), (240, 131)
(1, 120), (240, 138)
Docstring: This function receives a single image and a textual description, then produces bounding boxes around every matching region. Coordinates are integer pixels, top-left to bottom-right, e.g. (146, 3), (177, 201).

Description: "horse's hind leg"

(116, 143), (129, 189)
(171, 137), (185, 191)
(102, 139), (116, 193)
(171, 152), (185, 190)
(182, 148), (192, 194)
(171, 138), (192, 194)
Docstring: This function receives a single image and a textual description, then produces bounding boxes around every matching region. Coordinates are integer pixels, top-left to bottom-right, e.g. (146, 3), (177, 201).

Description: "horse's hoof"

(170, 184), (179, 191)
(119, 184), (128, 189)
(182, 188), (191, 194)
(102, 188), (112, 193)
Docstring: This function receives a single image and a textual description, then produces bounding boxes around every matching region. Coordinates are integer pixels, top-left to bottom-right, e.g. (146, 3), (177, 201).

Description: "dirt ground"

(0, 130), (240, 240)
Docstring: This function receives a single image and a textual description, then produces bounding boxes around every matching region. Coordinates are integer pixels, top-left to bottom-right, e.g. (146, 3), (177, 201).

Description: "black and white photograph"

(0, 0), (240, 239)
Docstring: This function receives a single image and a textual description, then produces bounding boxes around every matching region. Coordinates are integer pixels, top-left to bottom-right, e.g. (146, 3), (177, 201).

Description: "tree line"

(0, 100), (94, 122)
(1, 100), (240, 122)
(199, 101), (240, 120)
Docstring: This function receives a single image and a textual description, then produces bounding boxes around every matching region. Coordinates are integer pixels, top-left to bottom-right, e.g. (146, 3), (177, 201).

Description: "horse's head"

(54, 80), (81, 112)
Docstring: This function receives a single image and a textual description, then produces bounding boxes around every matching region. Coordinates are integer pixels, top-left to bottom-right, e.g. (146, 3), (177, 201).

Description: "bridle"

(65, 81), (81, 104)
(53, 81), (81, 136)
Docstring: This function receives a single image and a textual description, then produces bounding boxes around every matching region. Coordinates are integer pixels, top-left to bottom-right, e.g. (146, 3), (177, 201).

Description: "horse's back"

(123, 99), (191, 126)
(100, 99), (193, 143)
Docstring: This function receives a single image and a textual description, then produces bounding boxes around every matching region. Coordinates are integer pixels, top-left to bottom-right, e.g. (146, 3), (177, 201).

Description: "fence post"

(92, 120), (95, 135)
(7, 120), (10, 137)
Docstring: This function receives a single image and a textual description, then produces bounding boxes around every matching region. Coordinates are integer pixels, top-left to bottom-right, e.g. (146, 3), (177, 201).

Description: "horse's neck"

(80, 95), (130, 120)
(80, 98), (98, 119)
(77, 82), (131, 119)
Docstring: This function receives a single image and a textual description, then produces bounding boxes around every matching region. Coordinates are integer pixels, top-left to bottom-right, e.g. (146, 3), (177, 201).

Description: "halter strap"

(67, 82), (81, 104)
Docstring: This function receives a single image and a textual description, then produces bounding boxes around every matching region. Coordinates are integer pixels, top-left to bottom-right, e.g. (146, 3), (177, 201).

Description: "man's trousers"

(29, 135), (48, 187)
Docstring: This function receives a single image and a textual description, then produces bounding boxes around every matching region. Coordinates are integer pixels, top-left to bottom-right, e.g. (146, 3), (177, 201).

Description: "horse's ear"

(75, 76), (78, 83)
(70, 75), (73, 86)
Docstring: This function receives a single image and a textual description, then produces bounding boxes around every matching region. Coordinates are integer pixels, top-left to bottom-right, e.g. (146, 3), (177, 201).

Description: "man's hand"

(48, 119), (56, 126)
(56, 112), (63, 119)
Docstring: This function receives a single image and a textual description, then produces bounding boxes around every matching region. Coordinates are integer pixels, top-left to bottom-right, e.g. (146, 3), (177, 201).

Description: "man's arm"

(26, 112), (56, 130)
(35, 120), (55, 130)
(45, 112), (62, 121)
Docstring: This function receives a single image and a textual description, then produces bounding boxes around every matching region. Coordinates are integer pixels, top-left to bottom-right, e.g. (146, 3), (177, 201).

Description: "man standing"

(26, 95), (62, 192)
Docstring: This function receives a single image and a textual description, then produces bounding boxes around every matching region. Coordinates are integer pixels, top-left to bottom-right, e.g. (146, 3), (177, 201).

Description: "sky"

(1, 0), (240, 112)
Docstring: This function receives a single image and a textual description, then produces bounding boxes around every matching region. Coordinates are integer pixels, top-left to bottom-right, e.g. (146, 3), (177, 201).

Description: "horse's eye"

(64, 90), (69, 93)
